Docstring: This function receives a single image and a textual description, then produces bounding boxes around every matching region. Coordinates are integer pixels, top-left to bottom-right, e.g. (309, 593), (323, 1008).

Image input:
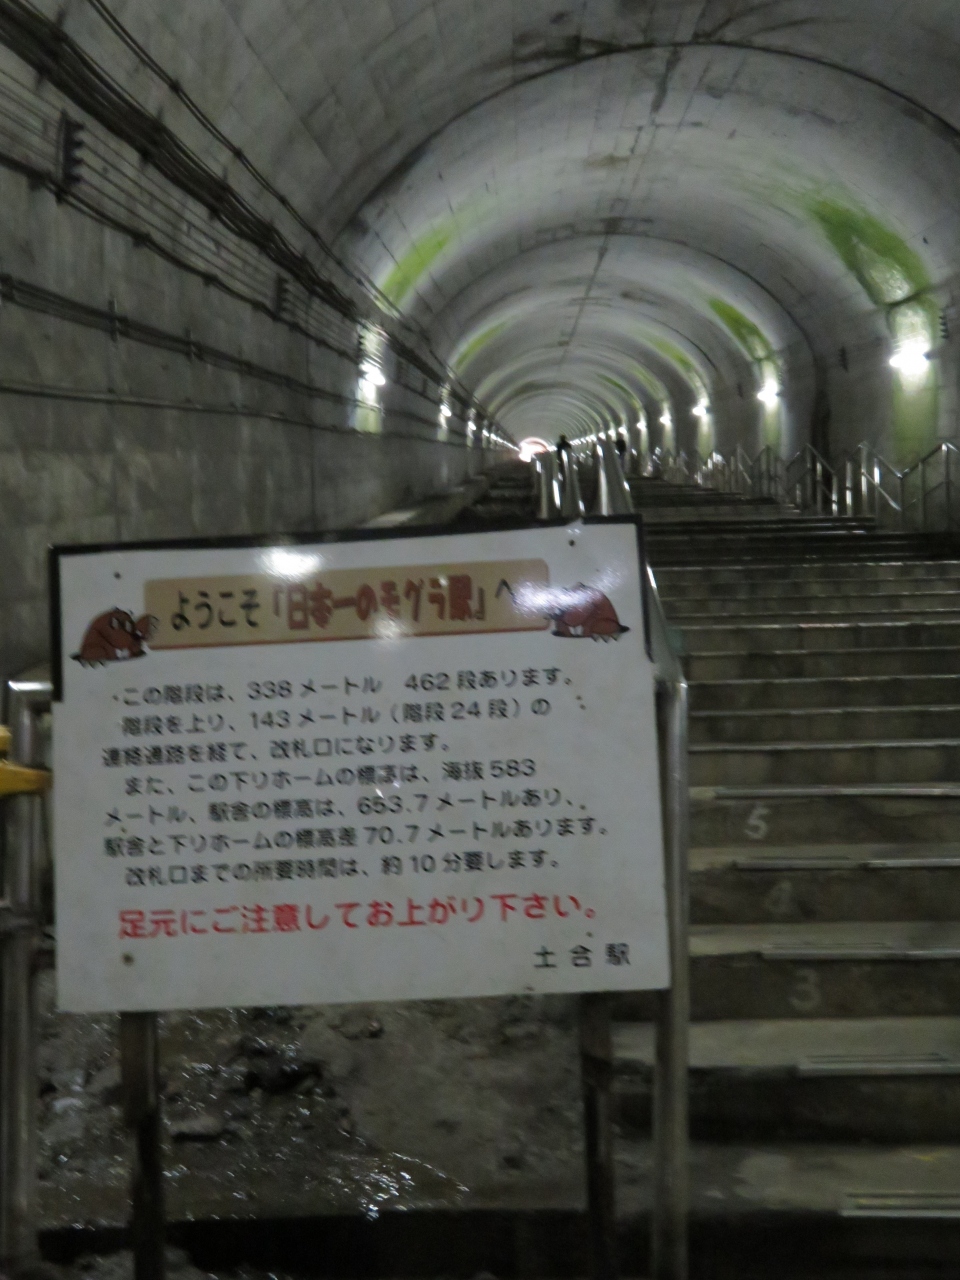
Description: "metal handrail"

(838, 443), (904, 525)
(592, 436), (633, 516)
(901, 442), (960, 532)
(784, 444), (839, 515)
(535, 450), (563, 520)
(560, 447), (586, 520)
(646, 435), (960, 532)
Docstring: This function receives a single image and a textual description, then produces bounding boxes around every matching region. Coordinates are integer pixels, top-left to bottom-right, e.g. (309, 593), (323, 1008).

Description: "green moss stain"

(380, 225), (454, 307)
(452, 321), (509, 372)
(708, 299), (781, 448)
(805, 198), (929, 306)
(649, 337), (698, 380)
(708, 299), (776, 363)
(598, 372), (641, 410)
(803, 195), (940, 458)
(890, 377), (938, 465)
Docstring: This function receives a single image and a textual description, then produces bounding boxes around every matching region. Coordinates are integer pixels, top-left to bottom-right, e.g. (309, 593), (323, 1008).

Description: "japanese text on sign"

(146, 559), (550, 648)
(53, 525), (668, 1012)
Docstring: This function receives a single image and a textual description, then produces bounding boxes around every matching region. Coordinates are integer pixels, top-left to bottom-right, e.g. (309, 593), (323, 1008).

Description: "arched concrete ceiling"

(60, 0), (960, 448)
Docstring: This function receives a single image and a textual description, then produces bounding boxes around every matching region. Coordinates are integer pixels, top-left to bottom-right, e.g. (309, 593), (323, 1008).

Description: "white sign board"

(52, 522), (668, 1012)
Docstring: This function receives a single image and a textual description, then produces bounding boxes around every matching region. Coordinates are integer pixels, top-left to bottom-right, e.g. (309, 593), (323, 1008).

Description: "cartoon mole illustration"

(72, 609), (156, 666)
(548, 584), (629, 640)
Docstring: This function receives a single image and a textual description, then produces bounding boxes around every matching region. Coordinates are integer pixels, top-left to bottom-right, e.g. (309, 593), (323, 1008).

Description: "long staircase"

(614, 477), (960, 1275)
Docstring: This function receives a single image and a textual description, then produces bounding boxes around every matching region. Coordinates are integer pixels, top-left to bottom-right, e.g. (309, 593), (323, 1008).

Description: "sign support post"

(580, 991), (616, 1280)
(120, 1011), (165, 1280)
(651, 644), (690, 1280)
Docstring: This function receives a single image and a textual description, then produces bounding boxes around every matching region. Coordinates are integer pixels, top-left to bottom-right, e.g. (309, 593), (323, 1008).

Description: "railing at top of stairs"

(638, 440), (960, 533)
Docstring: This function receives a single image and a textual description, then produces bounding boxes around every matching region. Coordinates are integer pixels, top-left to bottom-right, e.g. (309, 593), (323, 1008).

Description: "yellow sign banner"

(145, 559), (551, 649)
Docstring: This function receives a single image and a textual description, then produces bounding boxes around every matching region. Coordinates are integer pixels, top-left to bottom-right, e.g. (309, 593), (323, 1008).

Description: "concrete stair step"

(616, 1015), (960, 1074)
(679, 619), (960, 653)
(689, 738), (960, 786)
(640, 507), (803, 522)
(690, 785), (960, 847)
(644, 518), (869, 533)
(653, 551), (949, 567)
(690, 705), (960, 744)
(686, 646), (960, 680)
(662, 579), (960, 602)
(614, 1018), (960, 1142)
(690, 675), (960, 711)
(615, 922), (960, 1020)
(693, 841), (960, 870)
(648, 537), (892, 554)
(648, 537), (952, 556)
(667, 598), (960, 619)
(690, 844), (960, 923)
(655, 560), (960, 584)
(690, 919), (960, 961)
(650, 532), (906, 547)
(611, 1137), (960, 1248)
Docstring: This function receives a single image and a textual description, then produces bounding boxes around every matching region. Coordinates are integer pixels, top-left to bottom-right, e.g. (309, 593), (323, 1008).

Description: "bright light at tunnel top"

(518, 437), (550, 462)
(889, 339), (931, 383)
(692, 399), (711, 421)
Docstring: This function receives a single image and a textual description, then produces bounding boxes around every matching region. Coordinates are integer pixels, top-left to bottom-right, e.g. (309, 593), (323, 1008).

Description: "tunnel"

(3, 4), (960, 1280)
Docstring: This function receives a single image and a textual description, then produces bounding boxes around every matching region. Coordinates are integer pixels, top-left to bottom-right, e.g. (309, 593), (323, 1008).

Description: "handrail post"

(945, 444), (953, 532)
(643, 565), (690, 1280)
(536, 452), (563, 520)
(0, 671), (52, 1276)
(921, 456), (928, 530)
(581, 993), (616, 1280)
(859, 443), (869, 516)
(873, 460), (881, 523)
(560, 448), (586, 520)
(592, 438), (634, 516)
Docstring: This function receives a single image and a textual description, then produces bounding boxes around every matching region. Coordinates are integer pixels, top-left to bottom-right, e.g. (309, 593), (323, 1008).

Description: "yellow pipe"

(0, 725), (50, 795)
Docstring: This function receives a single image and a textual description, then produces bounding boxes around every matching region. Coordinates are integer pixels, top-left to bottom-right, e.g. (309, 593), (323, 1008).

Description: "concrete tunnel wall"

(0, 25), (513, 686)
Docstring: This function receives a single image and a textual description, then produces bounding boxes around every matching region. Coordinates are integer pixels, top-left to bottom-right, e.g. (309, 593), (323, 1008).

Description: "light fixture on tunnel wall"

(359, 363), (386, 396)
(355, 322), (387, 434)
(438, 394), (452, 441)
(659, 405), (674, 450)
(692, 399), (710, 421)
(889, 339), (931, 382)
(888, 301), (936, 387)
(757, 378), (780, 409)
